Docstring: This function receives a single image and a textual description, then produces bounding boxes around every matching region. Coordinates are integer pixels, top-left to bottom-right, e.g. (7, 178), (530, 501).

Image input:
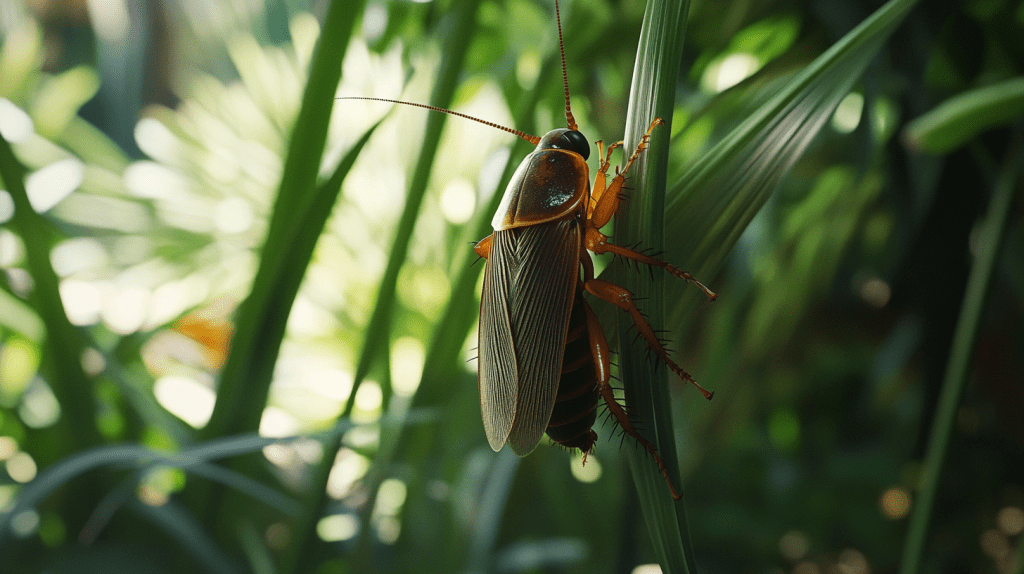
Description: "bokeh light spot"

(353, 381), (383, 417)
(260, 406), (299, 438)
(397, 266), (451, 321)
(6, 451), (37, 483)
(832, 92), (864, 134)
(124, 161), (189, 199)
(153, 376), (216, 428)
(837, 548), (870, 574)
(134, 117), (178, 163)
(570, 453), (601, 484)
(880, 487), (911, 519)
(60, 279), (105, 326)
(0, 437), (18, 460)
(10, 510), (39, 538)
(102, 286), (151, 334)
(702, 53), (761, 92)
(19, 382), (61, 428)
(376, 479), (407, 516)
(362, 4), (387, 41)
(0, 484), (17, 511)
(375, 515), (401, 544)
(0, 98), (34, 142)
(390, 337), (425, 397)
(779, 530), (810, 561)
(318, 514), (358, 542)
(997, 506), (1024, 536)
(859, 277), (891, 309)
(86, 0), (130, 42)
(0, 338), (38, 398)
(25, 158), (85, 213)
(137, 466), (183, 507)
(0, 191), (13, 223)
(51, 238), (108, 277)
(0, 97), (33, 142)
(516, 52), (541, 90)
(980, 528), (1010, 558)
(439, 178), (476, 224)
(265, 522), (291, 551)
(327, 449), (370, 499)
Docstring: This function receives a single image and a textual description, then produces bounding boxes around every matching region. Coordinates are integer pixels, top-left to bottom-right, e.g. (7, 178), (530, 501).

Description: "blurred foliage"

(0, 0), (1022, 573)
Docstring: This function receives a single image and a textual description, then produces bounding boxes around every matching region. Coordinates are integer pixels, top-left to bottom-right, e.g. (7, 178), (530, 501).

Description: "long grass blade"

(662, 0), (920, 324)
(343, 0), (486, 416)
(200, 0), (365, 443)
(898, 138), (1021, 574)
(0, 134), (101, 453)
(903, 77), (1024, 154)
(187, 0), (368, 534)
(614, 0), (920, 572)
(0, 132), (107, 535)
(615, 0), (694, 571)
(284, 0), (488, 570)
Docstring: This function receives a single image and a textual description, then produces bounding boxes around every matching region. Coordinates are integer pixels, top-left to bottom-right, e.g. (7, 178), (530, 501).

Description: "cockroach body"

(344, 0), (716, 499)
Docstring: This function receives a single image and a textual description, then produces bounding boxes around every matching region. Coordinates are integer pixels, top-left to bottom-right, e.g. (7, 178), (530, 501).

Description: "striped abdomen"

(545, 289), (599, 453)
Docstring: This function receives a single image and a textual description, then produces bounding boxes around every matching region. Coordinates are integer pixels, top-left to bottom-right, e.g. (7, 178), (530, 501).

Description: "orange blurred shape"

(172, 310), (234, 370)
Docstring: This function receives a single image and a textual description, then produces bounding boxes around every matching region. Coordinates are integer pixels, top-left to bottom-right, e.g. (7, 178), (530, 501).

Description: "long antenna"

(554, 0), (577, 131)
(337, 97), (541, 145)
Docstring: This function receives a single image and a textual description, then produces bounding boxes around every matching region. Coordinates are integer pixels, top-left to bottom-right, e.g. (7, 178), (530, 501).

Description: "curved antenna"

(554, 0), (577, 131)
(337, 97), (541, 145)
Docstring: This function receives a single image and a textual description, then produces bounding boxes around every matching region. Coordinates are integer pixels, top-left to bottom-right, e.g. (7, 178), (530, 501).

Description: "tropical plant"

(1, 0), (1021, 572)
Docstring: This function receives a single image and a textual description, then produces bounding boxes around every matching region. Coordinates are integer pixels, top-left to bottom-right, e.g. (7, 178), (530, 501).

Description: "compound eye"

(559, 130), (590, 160)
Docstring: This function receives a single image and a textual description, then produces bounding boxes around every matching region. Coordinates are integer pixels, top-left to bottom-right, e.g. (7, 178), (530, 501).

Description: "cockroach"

(344, 0), (716, 499)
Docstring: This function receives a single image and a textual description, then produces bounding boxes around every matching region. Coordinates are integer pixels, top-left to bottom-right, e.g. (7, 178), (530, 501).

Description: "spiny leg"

(584, 231), (718, 301)
(590, 140), (624, 213)
(590, 118), (664, 229)
(584, 278), (714, 400)
(580, 293), (683, 500)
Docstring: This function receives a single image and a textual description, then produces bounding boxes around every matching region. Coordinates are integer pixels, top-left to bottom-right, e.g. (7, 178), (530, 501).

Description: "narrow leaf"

(0, 133), (101, 452)
(903, 76), (1024, 154)
(663, 0), (920, 326)
(616, 0), (695, 571)
(614, 0), (921, 572)
(899, 140), (1021, 574)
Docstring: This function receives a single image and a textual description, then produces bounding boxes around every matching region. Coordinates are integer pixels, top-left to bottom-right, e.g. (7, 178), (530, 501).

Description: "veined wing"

(478, 216), (581, 455)
(479, 229), (519, 451)
(506, 217), (581, 455)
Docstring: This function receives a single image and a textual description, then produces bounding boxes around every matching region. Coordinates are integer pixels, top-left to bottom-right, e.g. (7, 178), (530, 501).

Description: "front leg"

(589, 118), (664, 229)
(589, 139), (623, 215)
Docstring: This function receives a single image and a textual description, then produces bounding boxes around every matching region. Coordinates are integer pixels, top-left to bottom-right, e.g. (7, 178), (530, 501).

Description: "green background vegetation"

(0, 0), (1022, 572)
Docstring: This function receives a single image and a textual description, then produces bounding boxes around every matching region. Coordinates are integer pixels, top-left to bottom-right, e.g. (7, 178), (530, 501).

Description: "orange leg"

(580, 294), (683, 500)
(590, 118), (664, 228)
(582, 118), (718, 302)
(584, 277), (714, 400)
(589, 139), (623, 214)
(585, 229), (718, 301)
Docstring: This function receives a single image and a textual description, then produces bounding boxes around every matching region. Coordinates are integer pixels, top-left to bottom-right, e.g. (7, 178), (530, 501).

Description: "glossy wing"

(478, 230), (519, 451)
(506, 217), (581, 455)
